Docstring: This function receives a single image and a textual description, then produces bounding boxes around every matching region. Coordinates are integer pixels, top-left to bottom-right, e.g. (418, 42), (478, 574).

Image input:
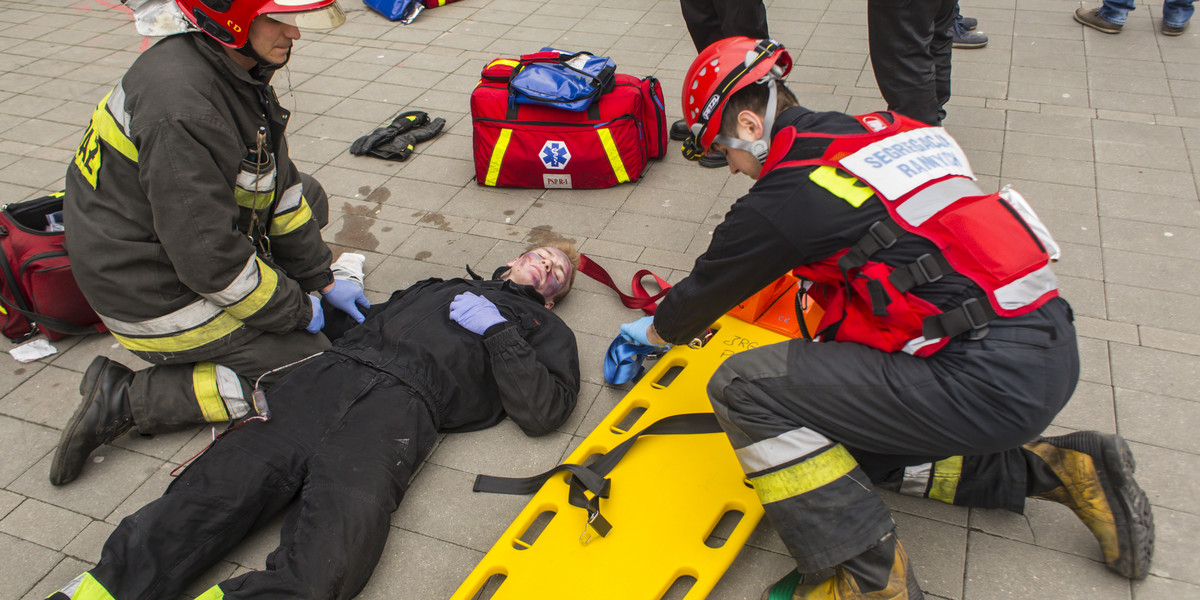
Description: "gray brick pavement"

(1, 0), (1198, 598)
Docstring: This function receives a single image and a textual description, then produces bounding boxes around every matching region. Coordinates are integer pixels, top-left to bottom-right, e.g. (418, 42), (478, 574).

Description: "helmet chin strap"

(235, 42), (290, 73)
(712, 77), (778, 164)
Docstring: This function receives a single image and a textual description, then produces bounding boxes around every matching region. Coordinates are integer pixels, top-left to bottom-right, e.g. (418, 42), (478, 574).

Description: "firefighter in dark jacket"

(622, 38), (1153, 599)
(47, 244), (581, 600)
(51, 0), (366, 486)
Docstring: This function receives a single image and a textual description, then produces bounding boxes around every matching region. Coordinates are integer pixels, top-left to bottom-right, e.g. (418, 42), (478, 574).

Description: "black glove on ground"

(366, 117), (446, 162)
(349, 111), (429, 156)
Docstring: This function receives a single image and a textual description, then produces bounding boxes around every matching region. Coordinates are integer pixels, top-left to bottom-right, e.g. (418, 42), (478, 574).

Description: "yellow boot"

(762, 533), (922, 600)
(1024, 431), (1154, 579)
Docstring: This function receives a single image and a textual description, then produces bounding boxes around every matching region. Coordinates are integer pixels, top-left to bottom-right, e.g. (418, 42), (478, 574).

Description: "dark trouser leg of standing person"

(867, 0), (958, 125)
(680, 0), (768, 53)
(708, 299), (1081, 595)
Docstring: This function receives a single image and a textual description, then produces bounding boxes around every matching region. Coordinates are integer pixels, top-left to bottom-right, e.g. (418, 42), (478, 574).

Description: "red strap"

(578, 254), (670, 315)
(518, 51), (565, 63)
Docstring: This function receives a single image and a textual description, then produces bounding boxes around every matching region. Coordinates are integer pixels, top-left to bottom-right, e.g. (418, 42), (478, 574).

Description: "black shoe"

(1162, 21), (1189, 35)
(1025, 432), (1154, 579)
(951, 18), (989, 48)
(698, 151), (727, 168)
(958, 14), (978, 30)
(1075, 7), (1123, 33)
(670, 118), (690, 141)
(49, 357), (135, 486)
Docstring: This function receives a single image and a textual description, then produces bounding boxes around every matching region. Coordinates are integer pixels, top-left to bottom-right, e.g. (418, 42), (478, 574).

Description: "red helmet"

(681, 37), (792, 161)
(176, 0), (346, 48)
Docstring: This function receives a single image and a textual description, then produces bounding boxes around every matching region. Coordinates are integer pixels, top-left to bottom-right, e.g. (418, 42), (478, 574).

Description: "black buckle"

(914, 253), (943, 284)
(868, 221), (898, 250)
(962, 298), (989, 330)
(681, 135), (704, 161)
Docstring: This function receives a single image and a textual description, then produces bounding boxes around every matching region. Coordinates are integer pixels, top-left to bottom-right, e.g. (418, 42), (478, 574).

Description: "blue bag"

(508, 48), (617, 112)
(362, 0), (423, 23)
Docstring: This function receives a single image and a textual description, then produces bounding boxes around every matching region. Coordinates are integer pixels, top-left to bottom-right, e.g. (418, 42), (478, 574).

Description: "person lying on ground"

(47, 243), (581, 600)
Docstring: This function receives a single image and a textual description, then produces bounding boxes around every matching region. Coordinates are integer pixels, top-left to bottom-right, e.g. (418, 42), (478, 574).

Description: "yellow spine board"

(452, 316), (786, 600)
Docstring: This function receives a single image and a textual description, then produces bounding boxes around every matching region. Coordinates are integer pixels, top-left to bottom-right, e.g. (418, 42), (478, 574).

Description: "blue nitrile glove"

(449, 291), (506, 335)
(322, 279), (370, 323)
(305, 294), (324, 334)
(619, 316), (668, 348)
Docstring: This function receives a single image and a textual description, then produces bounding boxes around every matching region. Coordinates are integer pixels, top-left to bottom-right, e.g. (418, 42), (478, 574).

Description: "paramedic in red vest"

(620, 37), (1153, 599)
(52, 0), (363, 486)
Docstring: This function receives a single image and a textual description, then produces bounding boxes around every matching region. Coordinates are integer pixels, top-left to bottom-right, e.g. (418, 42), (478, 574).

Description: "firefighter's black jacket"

(328, 277), (580, 436)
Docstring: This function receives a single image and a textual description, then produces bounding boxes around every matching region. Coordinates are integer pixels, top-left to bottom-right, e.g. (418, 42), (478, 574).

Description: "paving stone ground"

(2, 0), (1199, 598)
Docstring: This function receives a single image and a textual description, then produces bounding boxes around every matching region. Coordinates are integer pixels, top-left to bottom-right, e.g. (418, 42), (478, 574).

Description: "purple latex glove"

(305, 294), (324, 334)
(449, 291), (506, 335)
(322, 279), (370, 323)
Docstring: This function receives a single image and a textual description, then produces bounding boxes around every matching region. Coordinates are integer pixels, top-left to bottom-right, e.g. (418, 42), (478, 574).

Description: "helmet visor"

(265, 3), (346, 30)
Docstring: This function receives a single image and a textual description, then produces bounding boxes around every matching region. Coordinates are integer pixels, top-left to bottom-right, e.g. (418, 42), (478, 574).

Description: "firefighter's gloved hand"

(367, 117), (446, 162)
(322, 280), (370, 323)
(349, 111), (429, 156)
(619, 316), (669, 349)
(449, 292), (506, 335)
(305, 294), (324, 334)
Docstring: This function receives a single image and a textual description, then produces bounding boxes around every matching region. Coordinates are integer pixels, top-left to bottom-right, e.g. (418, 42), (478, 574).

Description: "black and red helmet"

(681, 37), (792, 162)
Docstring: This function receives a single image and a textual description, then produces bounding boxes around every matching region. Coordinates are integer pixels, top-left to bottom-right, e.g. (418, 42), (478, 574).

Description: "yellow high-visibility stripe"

(222, 258), (278, 320)
(234, 187), (275, 210)
(91, 92), (138, 163)
(195, 584), (224, 600)
(810, 166), (873, 208)
(192, 362), (230, 423)
(750, 443), (857, 504)
(63, 573), (116, 600)
(596, 128), (629, 183)
(485, 128), (512, 186)
(268, 199), (313, 236)
(928, 455), (963, 504)
(112, 312), (243, 353)
(74, 92), (138, 189)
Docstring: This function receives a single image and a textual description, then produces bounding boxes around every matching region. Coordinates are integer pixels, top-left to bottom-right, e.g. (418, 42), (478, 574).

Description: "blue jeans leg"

(1164, 0), (1196, 27)
(1100, 0), (1135, 24)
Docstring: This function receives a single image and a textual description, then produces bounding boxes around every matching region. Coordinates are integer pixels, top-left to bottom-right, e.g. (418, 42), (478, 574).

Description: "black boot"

(49, 357), (135, 486)
(670, 118), (689, 141)
(1024, 431), (1154, 579)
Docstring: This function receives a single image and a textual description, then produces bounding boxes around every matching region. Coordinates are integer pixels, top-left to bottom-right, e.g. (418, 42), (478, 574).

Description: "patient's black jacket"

(326, 277), (580, 436)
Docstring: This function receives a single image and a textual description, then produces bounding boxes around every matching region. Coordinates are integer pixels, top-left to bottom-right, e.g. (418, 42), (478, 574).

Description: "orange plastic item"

(728, 275), (824, 339)
(727, 274), (796, 322)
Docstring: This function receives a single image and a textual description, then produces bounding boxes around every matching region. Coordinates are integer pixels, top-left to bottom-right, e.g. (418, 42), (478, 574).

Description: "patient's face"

(505, 247), (573, 304)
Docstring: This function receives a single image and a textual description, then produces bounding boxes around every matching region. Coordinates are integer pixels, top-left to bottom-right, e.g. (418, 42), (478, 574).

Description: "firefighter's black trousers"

(87, 354), (438, 600)
(707, 298), (1079, 572)
(126, 173), (332, 434)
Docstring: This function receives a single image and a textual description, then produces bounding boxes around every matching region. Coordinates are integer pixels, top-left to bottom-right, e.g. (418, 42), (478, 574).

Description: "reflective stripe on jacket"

(64, 33), (332, 355)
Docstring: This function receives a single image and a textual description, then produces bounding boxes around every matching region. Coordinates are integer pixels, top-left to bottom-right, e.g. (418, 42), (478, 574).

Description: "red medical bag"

(0, 193), (106, 341)
(471, 57), (667, 189)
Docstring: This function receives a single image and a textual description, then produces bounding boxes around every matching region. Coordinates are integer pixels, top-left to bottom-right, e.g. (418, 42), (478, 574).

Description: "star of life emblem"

(540, 141), (571, 169)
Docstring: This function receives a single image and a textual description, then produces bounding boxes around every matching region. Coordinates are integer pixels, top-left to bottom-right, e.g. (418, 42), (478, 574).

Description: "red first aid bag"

(0, 193), (106, 341)
(472, 57), (668, 189)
